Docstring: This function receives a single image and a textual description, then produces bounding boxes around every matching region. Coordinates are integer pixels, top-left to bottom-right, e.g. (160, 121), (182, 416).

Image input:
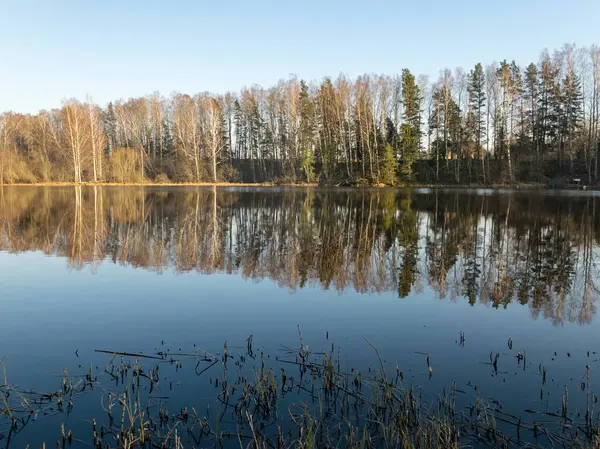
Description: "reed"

(1, 335), (599, 449)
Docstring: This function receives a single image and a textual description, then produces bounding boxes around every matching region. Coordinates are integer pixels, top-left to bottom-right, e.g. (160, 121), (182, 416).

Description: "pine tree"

(468, 63), (486, 182)
(298, 80), (316, 182)
(511, 62), (525, 150)
(399, 69), (421, 180)
(524, 63), (539, 163)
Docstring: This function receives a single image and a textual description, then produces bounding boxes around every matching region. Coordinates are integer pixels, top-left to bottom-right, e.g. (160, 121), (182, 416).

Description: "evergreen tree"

(397, 199), (419, 298)
(317, 78), (338, 180)
(511, 62), (525, 149)
(233, 99), (246, 160)
(495, 60), (520, 180)
(431, 88), (461, 159)
(379, 143), (397, 185)
(160, 119), (173, 162)
(298, 80), (316, 182)
(560, 67), (583, 162)
(538, 55), (560, 159)
(468, 63), (486, 181)
(104, 102), (117, 156)
(399, 69), (421, 179)
(523, 63), (539, 162)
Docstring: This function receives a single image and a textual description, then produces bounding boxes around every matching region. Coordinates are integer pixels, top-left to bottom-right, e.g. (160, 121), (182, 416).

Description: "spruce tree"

(538, 56), (559, 161)
(161, 119), (173, 162)
(560, 67), (583, 164)
(233, 99), (246, 160)
(104, 102), (117, 155)
(399, 69), (421, 180)
(379, 143), (397, 185)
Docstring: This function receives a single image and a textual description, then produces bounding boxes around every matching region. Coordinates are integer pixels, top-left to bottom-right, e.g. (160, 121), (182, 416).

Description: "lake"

(1, 186), (599, 448)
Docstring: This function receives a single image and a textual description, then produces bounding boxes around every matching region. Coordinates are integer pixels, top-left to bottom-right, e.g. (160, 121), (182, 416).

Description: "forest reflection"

(0, 187), (598, 325)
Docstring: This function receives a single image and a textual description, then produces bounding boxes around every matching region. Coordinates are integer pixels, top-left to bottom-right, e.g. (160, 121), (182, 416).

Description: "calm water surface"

(1, 186), (599, 446)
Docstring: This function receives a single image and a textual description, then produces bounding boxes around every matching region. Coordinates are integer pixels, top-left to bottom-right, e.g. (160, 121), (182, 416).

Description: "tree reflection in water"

(0, 186), (598, 325)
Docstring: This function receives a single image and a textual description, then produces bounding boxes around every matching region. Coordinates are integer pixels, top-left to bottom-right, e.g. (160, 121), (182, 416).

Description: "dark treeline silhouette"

(0, 186), (598, 324)
(0, 44), (599, 186)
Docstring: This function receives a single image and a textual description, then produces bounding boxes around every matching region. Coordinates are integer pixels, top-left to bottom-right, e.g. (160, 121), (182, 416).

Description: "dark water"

(1, 186), (600, 447)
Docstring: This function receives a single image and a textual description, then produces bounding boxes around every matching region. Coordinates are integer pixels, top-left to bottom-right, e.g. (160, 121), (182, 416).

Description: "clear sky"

(1, 0), (598, 113)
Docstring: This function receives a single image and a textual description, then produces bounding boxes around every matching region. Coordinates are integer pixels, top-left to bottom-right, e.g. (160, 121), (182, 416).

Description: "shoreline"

(0, 181), (593, 190)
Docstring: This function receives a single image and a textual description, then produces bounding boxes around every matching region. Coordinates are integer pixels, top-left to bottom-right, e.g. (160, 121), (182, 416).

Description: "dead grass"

(2, 334), (599, 448)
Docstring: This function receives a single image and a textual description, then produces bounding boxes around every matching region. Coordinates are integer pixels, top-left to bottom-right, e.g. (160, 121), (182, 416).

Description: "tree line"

(1, 43), (599, 185)
(0, 187), (597, 324)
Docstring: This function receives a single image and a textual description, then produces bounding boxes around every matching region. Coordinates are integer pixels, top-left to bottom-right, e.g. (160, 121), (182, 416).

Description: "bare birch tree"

(86, 100), (106, 182)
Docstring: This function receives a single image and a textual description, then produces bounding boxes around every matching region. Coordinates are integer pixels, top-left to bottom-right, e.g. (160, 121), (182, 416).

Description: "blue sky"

(1, 0), (598, 113)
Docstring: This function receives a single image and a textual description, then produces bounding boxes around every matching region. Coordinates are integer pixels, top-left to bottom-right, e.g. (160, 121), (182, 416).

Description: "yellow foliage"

(0, 151), (38, 184)
(107, 148), (145, 183)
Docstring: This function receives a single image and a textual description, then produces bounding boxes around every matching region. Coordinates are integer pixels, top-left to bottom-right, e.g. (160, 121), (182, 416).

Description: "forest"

(0, 43), (599, 186)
